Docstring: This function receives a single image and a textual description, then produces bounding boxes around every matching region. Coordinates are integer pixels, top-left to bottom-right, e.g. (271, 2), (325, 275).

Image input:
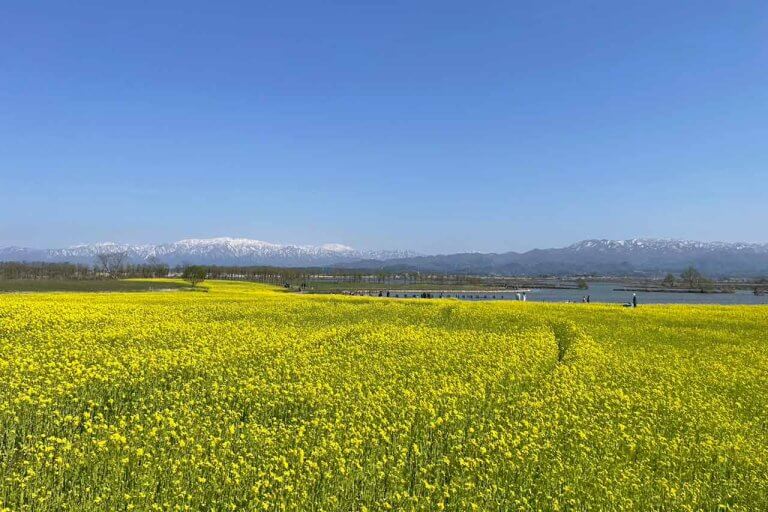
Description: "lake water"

(392, 282), (768, 305)
(523, 282), (768, 305)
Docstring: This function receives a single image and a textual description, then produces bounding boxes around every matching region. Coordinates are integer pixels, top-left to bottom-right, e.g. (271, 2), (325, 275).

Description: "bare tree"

(680, 266), (702, 288)
(182, 265), (207, 287)
(145, 256), (169, 278)
(96, 252), (127, 278)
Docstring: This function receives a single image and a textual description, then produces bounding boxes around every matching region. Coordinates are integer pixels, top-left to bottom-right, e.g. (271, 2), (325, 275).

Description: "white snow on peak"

(174, 237), (282, 248)
(568, 238), (768, 252)
(69, 241), (120, 248)
(318, 243), (355, 253)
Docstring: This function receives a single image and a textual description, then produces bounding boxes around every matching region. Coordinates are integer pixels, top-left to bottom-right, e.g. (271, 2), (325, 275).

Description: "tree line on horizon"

(0, 251), (491, 284)
(1, 252), (767, 294)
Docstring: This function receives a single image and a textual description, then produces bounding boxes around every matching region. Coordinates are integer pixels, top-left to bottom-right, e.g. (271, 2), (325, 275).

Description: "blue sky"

(2, 1), (766, 253)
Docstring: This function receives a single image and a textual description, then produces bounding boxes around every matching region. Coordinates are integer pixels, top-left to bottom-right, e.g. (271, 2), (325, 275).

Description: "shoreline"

(612, 287), (733, 294)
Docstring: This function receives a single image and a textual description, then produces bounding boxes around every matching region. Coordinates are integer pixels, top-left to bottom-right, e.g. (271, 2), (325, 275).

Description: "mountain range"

(351, 239), (768, 277)
(1, 237), (768, 277)
(0, 238), (415, 267)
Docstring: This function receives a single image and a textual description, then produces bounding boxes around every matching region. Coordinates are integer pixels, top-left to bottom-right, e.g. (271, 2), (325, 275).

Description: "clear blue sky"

(2, 1), (766, 253)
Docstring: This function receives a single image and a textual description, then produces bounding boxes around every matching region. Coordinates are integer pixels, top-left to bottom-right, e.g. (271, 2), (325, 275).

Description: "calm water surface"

(417, 282), (768, 305)
(526, 282), (768, 305)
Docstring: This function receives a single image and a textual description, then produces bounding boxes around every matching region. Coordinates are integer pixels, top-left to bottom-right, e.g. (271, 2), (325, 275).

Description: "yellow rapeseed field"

(1, 280), (767, 511)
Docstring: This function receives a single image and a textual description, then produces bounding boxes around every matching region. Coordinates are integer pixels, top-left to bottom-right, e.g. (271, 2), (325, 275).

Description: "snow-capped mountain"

(346, 238), (768, 277)
(567, 238), (768, 254)
(0, 237), (416, 267)
(2, 237), (767, 275)
(547, 238), (768, 275)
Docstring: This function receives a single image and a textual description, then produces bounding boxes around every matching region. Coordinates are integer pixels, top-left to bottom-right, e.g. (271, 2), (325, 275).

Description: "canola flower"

(0, 280), (767, 511)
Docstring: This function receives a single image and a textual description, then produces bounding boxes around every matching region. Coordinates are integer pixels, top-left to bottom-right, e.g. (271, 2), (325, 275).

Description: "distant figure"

(582, 296), (587, 303)
(386, 291), (390, 297)
(586, 295), (590, 303)
(516, 292), (521, 301)
(522, 292), (527, 301)
(632, 293), (637, 308)
(378, 291), (383, 297)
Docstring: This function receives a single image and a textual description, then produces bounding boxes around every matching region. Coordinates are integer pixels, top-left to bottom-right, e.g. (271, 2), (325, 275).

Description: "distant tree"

(680, 266), (703, 288)
(662, 273), (676, 287)
(575, 278), (588, 289)
(144, 256), (169, 278)
(96, 252), (127, 278)
(1, 261), (92, 280)
(155, 263), (170, 278)
(182, 265), (207, 287)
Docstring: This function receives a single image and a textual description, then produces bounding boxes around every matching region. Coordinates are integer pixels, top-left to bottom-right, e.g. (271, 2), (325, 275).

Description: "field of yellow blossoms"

(1, 280), (767, 511)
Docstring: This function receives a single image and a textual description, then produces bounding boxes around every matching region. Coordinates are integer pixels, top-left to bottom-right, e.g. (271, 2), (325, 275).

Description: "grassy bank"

(0, 279), (191, 293)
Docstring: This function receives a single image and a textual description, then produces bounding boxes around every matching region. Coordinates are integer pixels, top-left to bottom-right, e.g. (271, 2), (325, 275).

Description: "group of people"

(576, 293), (638, 307)
(359, 289), (641, 306)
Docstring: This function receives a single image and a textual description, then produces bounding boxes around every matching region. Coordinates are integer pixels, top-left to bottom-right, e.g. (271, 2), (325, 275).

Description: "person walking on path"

(632, 293), (637, 308)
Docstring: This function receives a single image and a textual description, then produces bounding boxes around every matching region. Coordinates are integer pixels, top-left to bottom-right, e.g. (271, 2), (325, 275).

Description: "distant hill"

(2, 237), (767, 277)
(344, 239), (768, 277)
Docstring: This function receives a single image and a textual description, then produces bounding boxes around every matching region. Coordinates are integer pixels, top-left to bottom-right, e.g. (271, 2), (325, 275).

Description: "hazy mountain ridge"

(1, 237), (767, 276)
(348, 238), (768, 277)
(0, 238), (416, 267)
(567, 238), (768, 253)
